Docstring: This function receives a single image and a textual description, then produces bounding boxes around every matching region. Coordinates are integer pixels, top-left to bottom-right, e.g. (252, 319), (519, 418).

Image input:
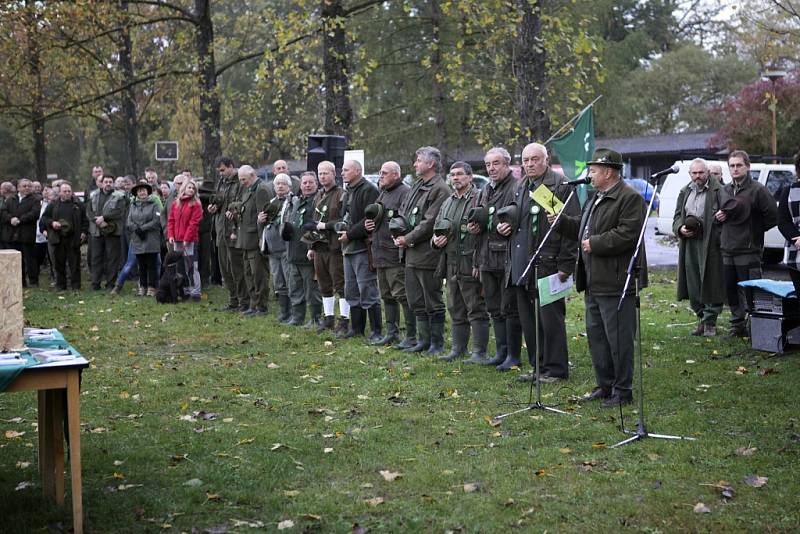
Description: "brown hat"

(131, 181), (152, 196)
(683, 215), (702, 234)
(721, 196), (751, 226)
(588, 148), (624, 169)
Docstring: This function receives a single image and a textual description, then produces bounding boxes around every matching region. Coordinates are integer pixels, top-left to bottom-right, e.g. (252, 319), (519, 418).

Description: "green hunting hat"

(433, 218), (452, 238)
(721, 196), (751, 226)
(588, 148), (624, 169)
(683, 214), (702, 234)
(56, 219), (72, 234)
(280, 221), (295, 241)
(100, 220), (117, 235)
(388, 215), (410, 238)
(496, 205), (517, 227)
(263, 199), (281, 221)
(301, 229), (325, 246)
(466, 206), (488, 228)
(365, 202), (384, 226)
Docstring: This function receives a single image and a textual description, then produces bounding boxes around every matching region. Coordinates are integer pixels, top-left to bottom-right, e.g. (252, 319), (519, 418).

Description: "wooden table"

(6, 357), (89, 534)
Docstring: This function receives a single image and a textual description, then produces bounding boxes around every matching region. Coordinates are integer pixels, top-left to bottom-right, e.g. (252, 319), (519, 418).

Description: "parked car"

(656, 160), (797, 262)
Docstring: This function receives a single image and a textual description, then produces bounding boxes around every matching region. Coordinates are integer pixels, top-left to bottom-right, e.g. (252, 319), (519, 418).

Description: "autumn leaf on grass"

(735, 366), (748, 375)
(5, 430), (25, 439)
(363, 497), (385, 507)
(484, 415), (501, 427)
(277, 519), (294, 530)
(744, 475), (768, 488)
(16, 461), (30, 469)
(736, 446), (757, 456)
(236, 437), (255, 446)
(379, 470), (403, 482)
(757, 367), (776, 376)
(463, 482), (481, 493)
(117, 484), (143, 491)
(700, 480), (734, 499)
(693, 502), (711, 514)
(205, 492), (222, 502)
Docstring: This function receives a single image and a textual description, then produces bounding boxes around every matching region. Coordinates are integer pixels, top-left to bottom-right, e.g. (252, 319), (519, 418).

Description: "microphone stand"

(494, 187), (578, 420)
(609, 177), (696, 448)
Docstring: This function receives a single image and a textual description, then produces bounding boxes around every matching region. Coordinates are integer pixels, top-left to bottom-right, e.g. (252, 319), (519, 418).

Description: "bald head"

(273, 160), (288, 175)
(521, 143), (549, 179)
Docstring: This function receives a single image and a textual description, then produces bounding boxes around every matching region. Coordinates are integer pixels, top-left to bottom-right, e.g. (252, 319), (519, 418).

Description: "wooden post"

(0, 249), (24, 351)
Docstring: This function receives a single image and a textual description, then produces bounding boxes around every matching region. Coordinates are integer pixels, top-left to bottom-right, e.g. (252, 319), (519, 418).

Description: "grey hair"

(344, 159), (363, 173)
(274, 173), (291, 186)
(238, 165), (256, 177)
(415, 146), (442, 174)
(486, 147), (511, 164)
(383, 161), (401, 175)
(690, 158), (708, 171)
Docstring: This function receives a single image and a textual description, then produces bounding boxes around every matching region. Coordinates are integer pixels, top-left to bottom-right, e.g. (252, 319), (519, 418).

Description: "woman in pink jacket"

(167, 179), (204, 300)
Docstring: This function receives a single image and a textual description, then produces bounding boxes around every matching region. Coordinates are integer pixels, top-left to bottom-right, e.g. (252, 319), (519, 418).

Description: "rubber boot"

(481, 318), (507, 366)
(366, 305), (383, 344)
(287, 303), (306, 326)
(316, 315), (335, 333)
(496, 316), (522, 371)
(337, 308), (363, 339)
(439, 323), (470, 362)
(403, 315), (430, 353)
(463, 319), (490, 364)
(303, 305), (322, 329)
(333, 315), (350, 336)
(394, 303), (417, 350)
(426, 313), (446, 356)
(372, 301), (399, 346)
(277, 294), (292, 323)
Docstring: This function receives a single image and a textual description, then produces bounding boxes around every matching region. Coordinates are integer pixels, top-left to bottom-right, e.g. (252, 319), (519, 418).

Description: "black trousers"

(13, 242), (38, 286)
(136, 253), (159, 289)
(53, 241), (82, 289)
(514, 285), (570, 379)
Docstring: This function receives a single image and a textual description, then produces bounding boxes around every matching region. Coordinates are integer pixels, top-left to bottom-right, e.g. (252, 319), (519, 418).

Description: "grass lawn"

(1, 271), (799, 533)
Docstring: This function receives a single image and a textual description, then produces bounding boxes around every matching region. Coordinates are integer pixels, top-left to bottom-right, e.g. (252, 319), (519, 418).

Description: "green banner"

(551, 105), (595, 205)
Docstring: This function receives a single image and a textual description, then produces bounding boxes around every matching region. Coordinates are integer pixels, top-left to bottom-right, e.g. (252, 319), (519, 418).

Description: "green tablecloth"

(0, 352), (38, 392)
(0, 329), (80, 392)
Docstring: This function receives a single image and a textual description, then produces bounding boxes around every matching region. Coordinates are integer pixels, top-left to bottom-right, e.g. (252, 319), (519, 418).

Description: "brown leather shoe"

(582, 388), (611, 401)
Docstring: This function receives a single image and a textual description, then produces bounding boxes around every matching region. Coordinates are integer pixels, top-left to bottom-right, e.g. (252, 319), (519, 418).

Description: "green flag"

(551, 105), (595, 205)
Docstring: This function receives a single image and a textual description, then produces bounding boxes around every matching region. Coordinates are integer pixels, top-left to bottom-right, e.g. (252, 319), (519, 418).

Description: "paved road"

(645, 216), (678, 268)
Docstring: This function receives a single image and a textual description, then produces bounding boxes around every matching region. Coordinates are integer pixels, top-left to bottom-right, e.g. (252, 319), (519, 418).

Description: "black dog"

(156, 251), (189, 303)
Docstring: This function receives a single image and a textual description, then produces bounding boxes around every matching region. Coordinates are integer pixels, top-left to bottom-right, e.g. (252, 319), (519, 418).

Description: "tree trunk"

(321, 0), (352, 139)
(194, 0), (221, 188)
(431, 0), (446, 150)
(513, 0), (551, 145)
(25, 1), (46, 182)
(119, 1), (139, 177)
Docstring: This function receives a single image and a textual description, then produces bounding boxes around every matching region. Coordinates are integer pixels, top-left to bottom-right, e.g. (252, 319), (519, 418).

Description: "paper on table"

(537, 273), (574, 306)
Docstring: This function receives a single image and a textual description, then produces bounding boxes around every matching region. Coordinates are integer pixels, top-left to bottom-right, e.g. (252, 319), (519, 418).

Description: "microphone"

(564, 177), (591, 186)
(650, 165), (679, 180)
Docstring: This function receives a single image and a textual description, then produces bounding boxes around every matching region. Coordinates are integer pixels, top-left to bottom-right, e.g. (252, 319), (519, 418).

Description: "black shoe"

(601, 394), (632, 408)
(481, 353), (506, 366)
(496, 356), (521, 372)
(218, 303), (239, 312)
(581, 388), (611, 401)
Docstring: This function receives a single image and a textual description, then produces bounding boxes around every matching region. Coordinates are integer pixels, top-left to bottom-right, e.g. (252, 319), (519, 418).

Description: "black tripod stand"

(495, 188), (578, 420)
(609, 180), (696, 448)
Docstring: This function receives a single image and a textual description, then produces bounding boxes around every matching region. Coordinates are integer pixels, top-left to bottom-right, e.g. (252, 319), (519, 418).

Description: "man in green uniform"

(432, 162), (489, 362)
(237, 165), (271, 316)
(394, 146), (451, 355)
(210, 157), (247, 311)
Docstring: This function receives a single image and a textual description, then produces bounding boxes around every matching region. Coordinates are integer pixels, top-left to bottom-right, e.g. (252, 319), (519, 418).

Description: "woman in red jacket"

(167, 179), (204, 300)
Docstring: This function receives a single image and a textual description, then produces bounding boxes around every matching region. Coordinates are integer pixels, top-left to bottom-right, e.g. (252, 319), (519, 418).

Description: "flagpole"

(542, 95), (603, 146)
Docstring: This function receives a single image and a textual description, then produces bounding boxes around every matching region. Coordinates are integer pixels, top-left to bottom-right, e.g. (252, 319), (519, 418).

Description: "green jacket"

(558, 180), (648, 296)
(399, 174), (451, 269)
(435, 185), (479, 277)
(673, 178), (726, 304)
(474, 171), (517, 273)
(213, 176), (243, 246)
(236, 180), (270, 250)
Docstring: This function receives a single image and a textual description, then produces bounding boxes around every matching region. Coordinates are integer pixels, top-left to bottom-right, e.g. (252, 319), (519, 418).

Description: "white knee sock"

(323, 296), (335, 317)
(339, 298), (350, 318)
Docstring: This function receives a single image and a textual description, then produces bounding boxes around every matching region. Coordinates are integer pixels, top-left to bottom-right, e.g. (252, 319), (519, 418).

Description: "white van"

(655, 160), (797, 261)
